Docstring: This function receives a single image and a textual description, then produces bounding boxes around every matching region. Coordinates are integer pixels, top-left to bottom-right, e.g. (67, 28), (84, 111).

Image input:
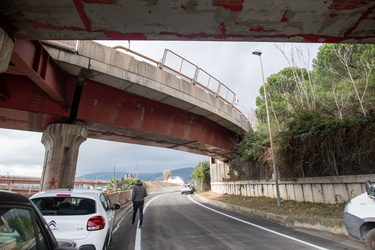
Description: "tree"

(236, 44), (375, 179)
(107, 178), (120, 192)
(107, 177), (138, 191)
(256, 67), (319, 133)
(313, 44), (375, 118)
(192, 161), (210, 192)
(122, 177), (138, 190)
(163, 170), (172, 181)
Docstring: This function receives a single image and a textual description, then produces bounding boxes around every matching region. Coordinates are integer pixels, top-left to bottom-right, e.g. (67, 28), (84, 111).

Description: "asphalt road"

(108, 192), (365, 250)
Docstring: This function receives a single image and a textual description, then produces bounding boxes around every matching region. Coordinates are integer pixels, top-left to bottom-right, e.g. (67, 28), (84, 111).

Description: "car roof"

(30, 188), (104, 199)
(0, 190), (32, 205)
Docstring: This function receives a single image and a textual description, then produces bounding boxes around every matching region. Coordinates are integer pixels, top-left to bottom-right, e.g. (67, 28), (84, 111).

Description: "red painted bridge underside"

(0, 41), (239, 160)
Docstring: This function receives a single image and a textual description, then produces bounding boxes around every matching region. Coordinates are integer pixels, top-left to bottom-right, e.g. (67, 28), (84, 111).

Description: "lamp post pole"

(95, 175), (102, 189)
(252, 50), (281, 207)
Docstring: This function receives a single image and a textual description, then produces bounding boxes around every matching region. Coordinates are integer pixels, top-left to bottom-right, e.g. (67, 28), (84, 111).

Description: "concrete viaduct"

(0, 39), (250, 190)
(0, 0), (374, 190)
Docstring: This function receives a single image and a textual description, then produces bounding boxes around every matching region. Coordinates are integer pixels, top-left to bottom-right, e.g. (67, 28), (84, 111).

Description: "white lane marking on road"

(113, 212), (124, 233)
(135, 194), (168, 250)
(188, 196), (329, 250)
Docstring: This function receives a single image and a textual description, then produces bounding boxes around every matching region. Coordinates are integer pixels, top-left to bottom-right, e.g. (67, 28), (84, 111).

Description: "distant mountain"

(77, 167), (195, 184)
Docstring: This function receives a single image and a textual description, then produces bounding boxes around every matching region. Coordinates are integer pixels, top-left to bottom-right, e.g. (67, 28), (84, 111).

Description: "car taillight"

(87, 216), (105, 231)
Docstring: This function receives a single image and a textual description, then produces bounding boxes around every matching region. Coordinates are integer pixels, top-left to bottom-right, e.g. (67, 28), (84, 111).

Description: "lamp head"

(252, 50), (262, 56)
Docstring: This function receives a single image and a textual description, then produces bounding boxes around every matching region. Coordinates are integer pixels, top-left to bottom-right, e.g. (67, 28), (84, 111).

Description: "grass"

(199, 192), (346, 219)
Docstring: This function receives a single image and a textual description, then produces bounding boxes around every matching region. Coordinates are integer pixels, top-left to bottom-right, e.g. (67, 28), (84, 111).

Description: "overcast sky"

(0, 41), (321, 178)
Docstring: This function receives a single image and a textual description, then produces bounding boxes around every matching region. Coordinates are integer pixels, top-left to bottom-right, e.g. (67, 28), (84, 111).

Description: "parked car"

(30, 188), (120, 250)
(0, 190), (76, 250)
(181, 184), (193, 195)
(344, 180), (375, 249)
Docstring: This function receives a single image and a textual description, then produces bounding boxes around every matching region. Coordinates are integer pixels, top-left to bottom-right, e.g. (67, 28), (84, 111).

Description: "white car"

(30, 188), (120, 250)
(181, 184), (193, 195)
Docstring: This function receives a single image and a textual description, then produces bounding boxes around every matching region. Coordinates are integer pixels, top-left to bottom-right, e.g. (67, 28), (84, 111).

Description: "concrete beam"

(41, 40), (251, 134)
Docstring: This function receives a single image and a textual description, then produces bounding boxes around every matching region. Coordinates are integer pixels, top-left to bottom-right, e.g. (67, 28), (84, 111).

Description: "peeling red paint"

(220, 22), (226, 34)
(213, 0), (244, 11)
(249, 27), (276, 32)
(99, 30), (148, 40)
(72, 0), (116, 33)
(32, 22), (85, 31)
(159, 30), (367, 43)
(74, 0), (92, 32)
(344, 5), (375, 37)
(281, 10), (288, 22)
(329, 0), (364, 10)
(3, 0), (375, 43)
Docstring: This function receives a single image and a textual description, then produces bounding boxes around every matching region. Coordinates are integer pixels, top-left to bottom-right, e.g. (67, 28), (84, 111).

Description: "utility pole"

(136, 162), (138, 179)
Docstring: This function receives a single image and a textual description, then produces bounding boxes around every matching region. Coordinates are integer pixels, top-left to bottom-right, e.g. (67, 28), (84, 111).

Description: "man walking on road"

(131, 179), (147, 228)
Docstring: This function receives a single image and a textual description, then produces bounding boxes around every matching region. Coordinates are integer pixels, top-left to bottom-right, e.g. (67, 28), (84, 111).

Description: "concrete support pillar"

(41, 124), (87, 191)
(0, 27), (14, 74)
(210, 158), (231, 184)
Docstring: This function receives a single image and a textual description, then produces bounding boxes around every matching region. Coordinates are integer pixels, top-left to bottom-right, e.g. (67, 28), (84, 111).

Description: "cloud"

(76, 138), (205, 176)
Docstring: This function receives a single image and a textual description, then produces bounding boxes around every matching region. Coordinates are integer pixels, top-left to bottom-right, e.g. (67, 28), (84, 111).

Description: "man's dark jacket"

(132, 181), (147, 202)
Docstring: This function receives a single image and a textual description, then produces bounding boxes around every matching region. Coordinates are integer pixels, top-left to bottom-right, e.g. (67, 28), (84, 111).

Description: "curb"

(195, 194), (348, 236)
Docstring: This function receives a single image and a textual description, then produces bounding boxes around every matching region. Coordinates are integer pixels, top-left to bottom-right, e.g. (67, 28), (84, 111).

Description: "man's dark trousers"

(132, 201), (145, 226)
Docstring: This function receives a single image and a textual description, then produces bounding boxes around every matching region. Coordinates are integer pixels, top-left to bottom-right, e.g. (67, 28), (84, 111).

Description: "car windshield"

(32, 197), (96, 216)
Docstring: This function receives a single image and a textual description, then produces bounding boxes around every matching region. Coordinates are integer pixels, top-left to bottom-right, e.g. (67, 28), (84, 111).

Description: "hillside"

(77, 167), (194, 183)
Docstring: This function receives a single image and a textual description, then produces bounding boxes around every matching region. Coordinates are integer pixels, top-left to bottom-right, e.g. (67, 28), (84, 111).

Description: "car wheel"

(366, 228), (375, 250)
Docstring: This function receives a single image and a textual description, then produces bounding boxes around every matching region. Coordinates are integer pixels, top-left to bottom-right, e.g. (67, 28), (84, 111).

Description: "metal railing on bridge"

(159, 49), (237, 106)
(111, 45), (245, 120)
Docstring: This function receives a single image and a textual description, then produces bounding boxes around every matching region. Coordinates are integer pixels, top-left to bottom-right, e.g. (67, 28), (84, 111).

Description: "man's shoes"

(138, 224), (142, 228)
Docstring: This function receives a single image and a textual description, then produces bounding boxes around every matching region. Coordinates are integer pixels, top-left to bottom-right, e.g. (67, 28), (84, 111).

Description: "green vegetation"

(107, 177), (138, 191)
(233, 44), (375, 180)
(200, 192), (345, 219)
(192, 161), (211, 192)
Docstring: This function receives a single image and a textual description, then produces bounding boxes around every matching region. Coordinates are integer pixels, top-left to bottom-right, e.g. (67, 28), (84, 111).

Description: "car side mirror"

(365, 180), (375, 199)
(111, 204), (120, 210)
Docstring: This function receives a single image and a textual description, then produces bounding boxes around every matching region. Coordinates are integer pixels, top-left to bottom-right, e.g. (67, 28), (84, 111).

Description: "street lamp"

(252, 50), (281, 207)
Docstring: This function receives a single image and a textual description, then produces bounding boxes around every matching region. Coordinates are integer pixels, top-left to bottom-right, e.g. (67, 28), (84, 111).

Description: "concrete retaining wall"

(108, 190), (131, 205)
(211, 174), (375, 204)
